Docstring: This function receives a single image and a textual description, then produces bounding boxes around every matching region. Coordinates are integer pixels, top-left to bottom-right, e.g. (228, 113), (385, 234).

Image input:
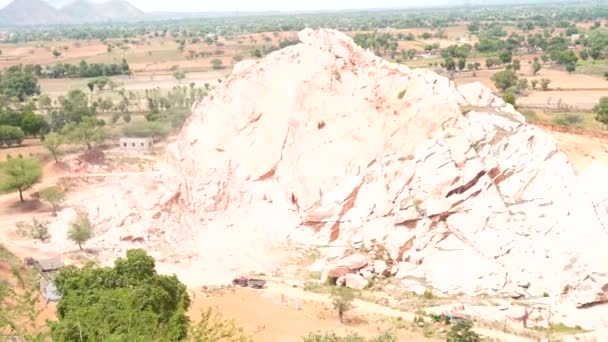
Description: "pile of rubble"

(69, 149), (110, 173)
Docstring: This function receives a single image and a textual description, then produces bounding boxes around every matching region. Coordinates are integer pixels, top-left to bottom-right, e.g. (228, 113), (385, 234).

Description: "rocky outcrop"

(66, 29), (608, 329)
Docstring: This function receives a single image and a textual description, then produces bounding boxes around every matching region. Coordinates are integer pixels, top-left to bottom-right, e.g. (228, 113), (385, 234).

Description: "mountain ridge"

(0, 0), (144, 26)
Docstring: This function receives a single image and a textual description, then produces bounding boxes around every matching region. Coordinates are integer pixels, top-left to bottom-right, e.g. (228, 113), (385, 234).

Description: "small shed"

(120, 137), (154, 152)
(36, 258), (64, 273)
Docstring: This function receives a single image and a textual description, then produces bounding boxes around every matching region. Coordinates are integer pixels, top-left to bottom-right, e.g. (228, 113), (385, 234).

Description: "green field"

(576, 60), (608, 77)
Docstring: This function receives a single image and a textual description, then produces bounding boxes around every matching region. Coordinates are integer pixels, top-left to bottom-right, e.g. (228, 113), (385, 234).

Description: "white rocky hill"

(50, 28), (608, 332)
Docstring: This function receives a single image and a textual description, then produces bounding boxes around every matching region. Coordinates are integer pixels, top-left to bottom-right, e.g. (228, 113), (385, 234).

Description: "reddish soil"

(189, 287), (432, 342)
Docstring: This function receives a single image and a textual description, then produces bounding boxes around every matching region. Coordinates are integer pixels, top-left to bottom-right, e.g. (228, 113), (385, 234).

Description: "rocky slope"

(49, 29), (608, 330)
(165, 27), (608, 308)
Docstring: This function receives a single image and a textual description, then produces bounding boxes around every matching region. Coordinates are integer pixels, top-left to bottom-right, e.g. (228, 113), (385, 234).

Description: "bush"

(16, 218), (50, 242)
(446, 320), (481, 342)
(302, 332), (397, 342)
(503, 92), (516, 107)
(0, 125), (25, 147)
(540, 78), (551, 91)
(593, 97), (608, 125)
(553, 114), (583, 126)
(521, 109), (539, 122)
(331, 287), (355, 323)
(397, 89), (406, 99)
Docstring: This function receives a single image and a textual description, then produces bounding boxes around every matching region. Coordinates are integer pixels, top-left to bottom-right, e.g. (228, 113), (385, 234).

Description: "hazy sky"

(25, 0), (453, 13)
(123, 0), (450, 12)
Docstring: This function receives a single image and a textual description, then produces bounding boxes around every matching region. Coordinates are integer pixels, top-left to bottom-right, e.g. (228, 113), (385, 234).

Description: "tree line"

(1, 2), (606, 42)
(28, 59), (132, 79)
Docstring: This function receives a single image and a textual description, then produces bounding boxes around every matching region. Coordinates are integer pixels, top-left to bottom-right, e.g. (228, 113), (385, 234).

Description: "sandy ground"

(189, 286), (437, 341)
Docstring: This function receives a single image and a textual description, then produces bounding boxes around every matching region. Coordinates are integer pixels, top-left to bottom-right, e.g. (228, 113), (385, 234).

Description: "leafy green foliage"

(331, 287), (355, 323)
(503, 92), (516, 107)
(174, 70), (187, 83)
(50, 249), (190, 341)
(446, 320), (480, 342)
(0, 125), (25, 147)
(491, 69), (518, 92)
(40, 186), (66, 216)
(498, 50), (512, 64)
(67, 212), (93, 251)
(593, 97), (608, 126)
(50, 89), (96, 129)
(540, 78), (551, 91)
(0, 65), (40, 101)
(62, 117), (107, 150)
(0, 156), (42, 202)
(21, 113), (48, 137)
(41, 132), (64, 163)
(38, 59), (131, 79)
(532, 58), (541, 76)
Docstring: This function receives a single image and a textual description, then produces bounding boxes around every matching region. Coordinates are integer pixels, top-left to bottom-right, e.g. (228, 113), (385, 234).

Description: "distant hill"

(62, 0), (143, 23)
(0, 0), (144, 26)
(0, 0), (71, 26)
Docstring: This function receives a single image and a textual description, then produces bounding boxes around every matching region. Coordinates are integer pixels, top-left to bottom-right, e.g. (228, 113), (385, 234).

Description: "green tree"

(517, 79), (529, 94)
(0, 125), (25, 147)
(40, 186), (65, 216)
(512, 59), (521, 72)
(541, 53), (549, 63)
(42, 132), (64, 163)
(50, 249), (190, 341)
(0, 66), (40, 101)
(532, 58), (541, 76)
(21, 113), (48, 137)
(457, 58), (466, 71)
(67, 212), (93, 251)
(211, 58), (224, 70)
(331, 287), (355, 323)
(503, 91), (516, 107)
(0, 157), (42, 202)
(443, 57), (456, 71)
(498, 50), (512, 64)
(173, 70), (186, 83)
(593, 97), (608, 126)
(38, 94), (53, 113)
(540, 78), (551, 91)
(62, 117), (107, 150)
(491, 69), (518, 92)
(446, 320), (480, 342)
(531, 79), (538, 90)
(51, 89), (95, 129)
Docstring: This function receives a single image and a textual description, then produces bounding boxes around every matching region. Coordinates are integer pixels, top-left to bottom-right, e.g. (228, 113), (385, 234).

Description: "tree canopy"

(50, 249), (191, 341)
(42, 132), (64, 163)
(491, 69), (518, 92)
(0, 65), (40, 101)
(593, 97), (608, 126)
(62, 117), (107, 150)
(0, 156), (42, 202)
(0, 125), (25, 147)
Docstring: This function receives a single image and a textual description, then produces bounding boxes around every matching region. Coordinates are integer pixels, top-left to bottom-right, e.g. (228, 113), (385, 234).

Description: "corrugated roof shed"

(37, 258), (64, 272)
